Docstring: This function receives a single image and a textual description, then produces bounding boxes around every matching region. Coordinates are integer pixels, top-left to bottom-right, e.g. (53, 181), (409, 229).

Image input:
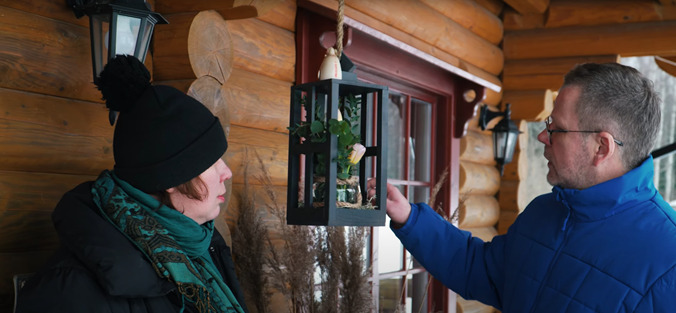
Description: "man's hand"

(367, 178), (411, 226)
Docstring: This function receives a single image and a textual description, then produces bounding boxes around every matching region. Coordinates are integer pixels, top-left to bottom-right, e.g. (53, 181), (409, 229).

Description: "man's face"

(537, 85), (596, 189)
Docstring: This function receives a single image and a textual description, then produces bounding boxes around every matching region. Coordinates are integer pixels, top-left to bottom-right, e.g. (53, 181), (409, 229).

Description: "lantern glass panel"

(493, 131), (508, 160)
(504, 131), (517, 163)
(89, 13), (110, 79)
(114, 15), (141, 56)
(136, 20), (154, 60)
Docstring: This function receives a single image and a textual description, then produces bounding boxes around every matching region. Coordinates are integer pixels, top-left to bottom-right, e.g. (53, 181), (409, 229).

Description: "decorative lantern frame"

(287, 78), (388, 226)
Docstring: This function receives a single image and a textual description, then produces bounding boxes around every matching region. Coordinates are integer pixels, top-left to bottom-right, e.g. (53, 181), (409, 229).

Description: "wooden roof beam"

(503, 0), (550, 15)
(504, 20), (676, 59)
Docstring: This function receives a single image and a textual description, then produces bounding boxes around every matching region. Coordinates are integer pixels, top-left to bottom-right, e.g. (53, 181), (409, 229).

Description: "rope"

(336, 0), (345, 57)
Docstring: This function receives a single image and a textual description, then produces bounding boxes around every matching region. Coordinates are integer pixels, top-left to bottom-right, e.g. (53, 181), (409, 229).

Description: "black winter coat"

(15, 182), (249, 313)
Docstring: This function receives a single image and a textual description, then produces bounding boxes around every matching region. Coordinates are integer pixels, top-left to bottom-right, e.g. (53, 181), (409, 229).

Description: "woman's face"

(168, 158), (232, 225)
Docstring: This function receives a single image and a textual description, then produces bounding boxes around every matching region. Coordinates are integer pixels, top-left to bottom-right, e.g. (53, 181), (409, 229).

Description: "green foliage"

(289, 94), (362, 180)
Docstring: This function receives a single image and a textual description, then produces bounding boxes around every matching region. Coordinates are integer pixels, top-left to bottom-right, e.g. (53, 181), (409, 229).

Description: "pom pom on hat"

(96, 55), (228, 192)
(95, 55), (151, 113)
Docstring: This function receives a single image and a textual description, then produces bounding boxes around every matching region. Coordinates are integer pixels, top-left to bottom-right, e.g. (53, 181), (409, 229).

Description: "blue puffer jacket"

(393, 157), (676, 312)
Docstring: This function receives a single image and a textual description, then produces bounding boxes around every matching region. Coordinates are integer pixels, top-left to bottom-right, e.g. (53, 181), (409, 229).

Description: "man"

(369, 63), (676, 312)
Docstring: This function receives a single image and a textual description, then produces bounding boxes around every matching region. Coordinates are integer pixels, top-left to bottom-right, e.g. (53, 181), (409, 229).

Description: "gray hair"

(563, 62), (661, 170)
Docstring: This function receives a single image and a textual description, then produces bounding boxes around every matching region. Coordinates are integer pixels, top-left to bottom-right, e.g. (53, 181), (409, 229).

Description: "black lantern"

(69, 0), (167, 124)
(69, 0), (168, 82)
(287, 78), (388, 226)
(479, 103), (521, 175)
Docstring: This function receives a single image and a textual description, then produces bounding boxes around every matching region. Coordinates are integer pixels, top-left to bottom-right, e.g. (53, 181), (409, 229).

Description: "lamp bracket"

(479, 104), (506, 131)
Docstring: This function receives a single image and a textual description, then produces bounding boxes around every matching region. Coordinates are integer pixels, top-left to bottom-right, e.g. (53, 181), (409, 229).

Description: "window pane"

(388, 93), (406, 180)
(379, 216), (403, 273)
(409, 186), (430, 208)
(379, 277), (405, 313)
(410, 99), (432, 183)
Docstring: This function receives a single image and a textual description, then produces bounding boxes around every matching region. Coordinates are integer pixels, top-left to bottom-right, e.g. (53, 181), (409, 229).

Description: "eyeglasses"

(544, 116), (623, 146)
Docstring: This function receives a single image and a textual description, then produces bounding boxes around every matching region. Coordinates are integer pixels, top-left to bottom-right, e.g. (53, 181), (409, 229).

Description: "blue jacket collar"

(552, 156), (658, 222)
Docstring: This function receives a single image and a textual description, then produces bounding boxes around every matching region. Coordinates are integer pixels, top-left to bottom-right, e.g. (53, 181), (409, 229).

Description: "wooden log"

(460, 130), (495, 165)
(0, 6), (100, 103)
(188, 76), (230, 133)
(152, 13), (195, 81)
(0, 211), (57, 252)
(503, 73), (564, 91)
(225, 125), (288, 186)
(228, 18), (295, 82)
(474, 0), (505, 16)
(155, 79), (194, 93)
(0, 89), (113, 175)
(498, 180), (529, 213)
(483, 87), (502, 106)
(457, 295), (498, 313)
(504, 21), (676, 60)
(307, 0), (502, 93)
(0, 170), (92, 213)
(419, 0), (503, 45)
(504, 55), (621, 76)
(503, 6), (545, 31)
(459, 161), (500, 195)
(0, 0), (89, 27)
(233, 0), (280, 17)
(497, 211), (519, 235)
(225, 183), (288, 238)
(221, 68), (291, 133)
(655, 55), (676, 77)
(503, 0), (550, 14)
(515, 119), (529, 152)
(154, 0), (257, 19)
(502, 90), (553, 121)
(188, 10), (234, 84)
(256, 0), (296, 32)
(344, 0), (504, 75)
(546, 0), (663, 28)
(457, 195), (500, 228)
(461, 226), (499, 242)
(502, 149), (528, 181)
(154, 14), (295, 82)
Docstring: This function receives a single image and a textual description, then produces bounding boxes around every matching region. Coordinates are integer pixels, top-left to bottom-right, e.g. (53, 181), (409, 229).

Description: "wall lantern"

(286, 55), (388, 226)
(479, 103), (521, 175)
(69, 0), (168, 82)
(68, 0), (168, 124)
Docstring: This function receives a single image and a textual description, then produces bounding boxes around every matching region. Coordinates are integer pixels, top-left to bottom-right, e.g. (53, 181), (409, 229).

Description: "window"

(620, 56), (676, 206)
(296, 6), (484, 312)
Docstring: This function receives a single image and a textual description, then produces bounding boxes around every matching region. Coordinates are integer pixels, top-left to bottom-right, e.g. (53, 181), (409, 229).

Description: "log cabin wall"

(498, 0), (676, 234)
(0, 1), (118, 310)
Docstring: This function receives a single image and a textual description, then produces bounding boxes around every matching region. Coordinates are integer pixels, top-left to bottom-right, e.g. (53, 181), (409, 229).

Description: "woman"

(16, 55), (247, 313)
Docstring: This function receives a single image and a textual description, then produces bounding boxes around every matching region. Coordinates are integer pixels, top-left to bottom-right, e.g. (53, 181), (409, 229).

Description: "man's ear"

(592, 132), (617, 166)
(165, 187), (177, 194)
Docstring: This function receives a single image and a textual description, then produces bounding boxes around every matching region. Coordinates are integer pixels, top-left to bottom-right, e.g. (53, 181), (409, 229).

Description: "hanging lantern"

(286, 75), (388, 226)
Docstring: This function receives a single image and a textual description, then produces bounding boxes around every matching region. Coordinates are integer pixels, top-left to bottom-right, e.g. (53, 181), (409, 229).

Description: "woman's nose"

(220, 161), (232, 182)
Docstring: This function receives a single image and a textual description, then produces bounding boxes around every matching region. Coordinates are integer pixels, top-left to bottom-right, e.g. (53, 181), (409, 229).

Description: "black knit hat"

(96, 55), (227, 192)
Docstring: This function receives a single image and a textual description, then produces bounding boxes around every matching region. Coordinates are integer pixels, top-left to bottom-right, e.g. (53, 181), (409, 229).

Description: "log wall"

(0, 2), (115, 310)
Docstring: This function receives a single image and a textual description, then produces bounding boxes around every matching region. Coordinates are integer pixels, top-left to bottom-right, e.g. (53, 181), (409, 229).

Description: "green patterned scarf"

(92, 170), (244, 313)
